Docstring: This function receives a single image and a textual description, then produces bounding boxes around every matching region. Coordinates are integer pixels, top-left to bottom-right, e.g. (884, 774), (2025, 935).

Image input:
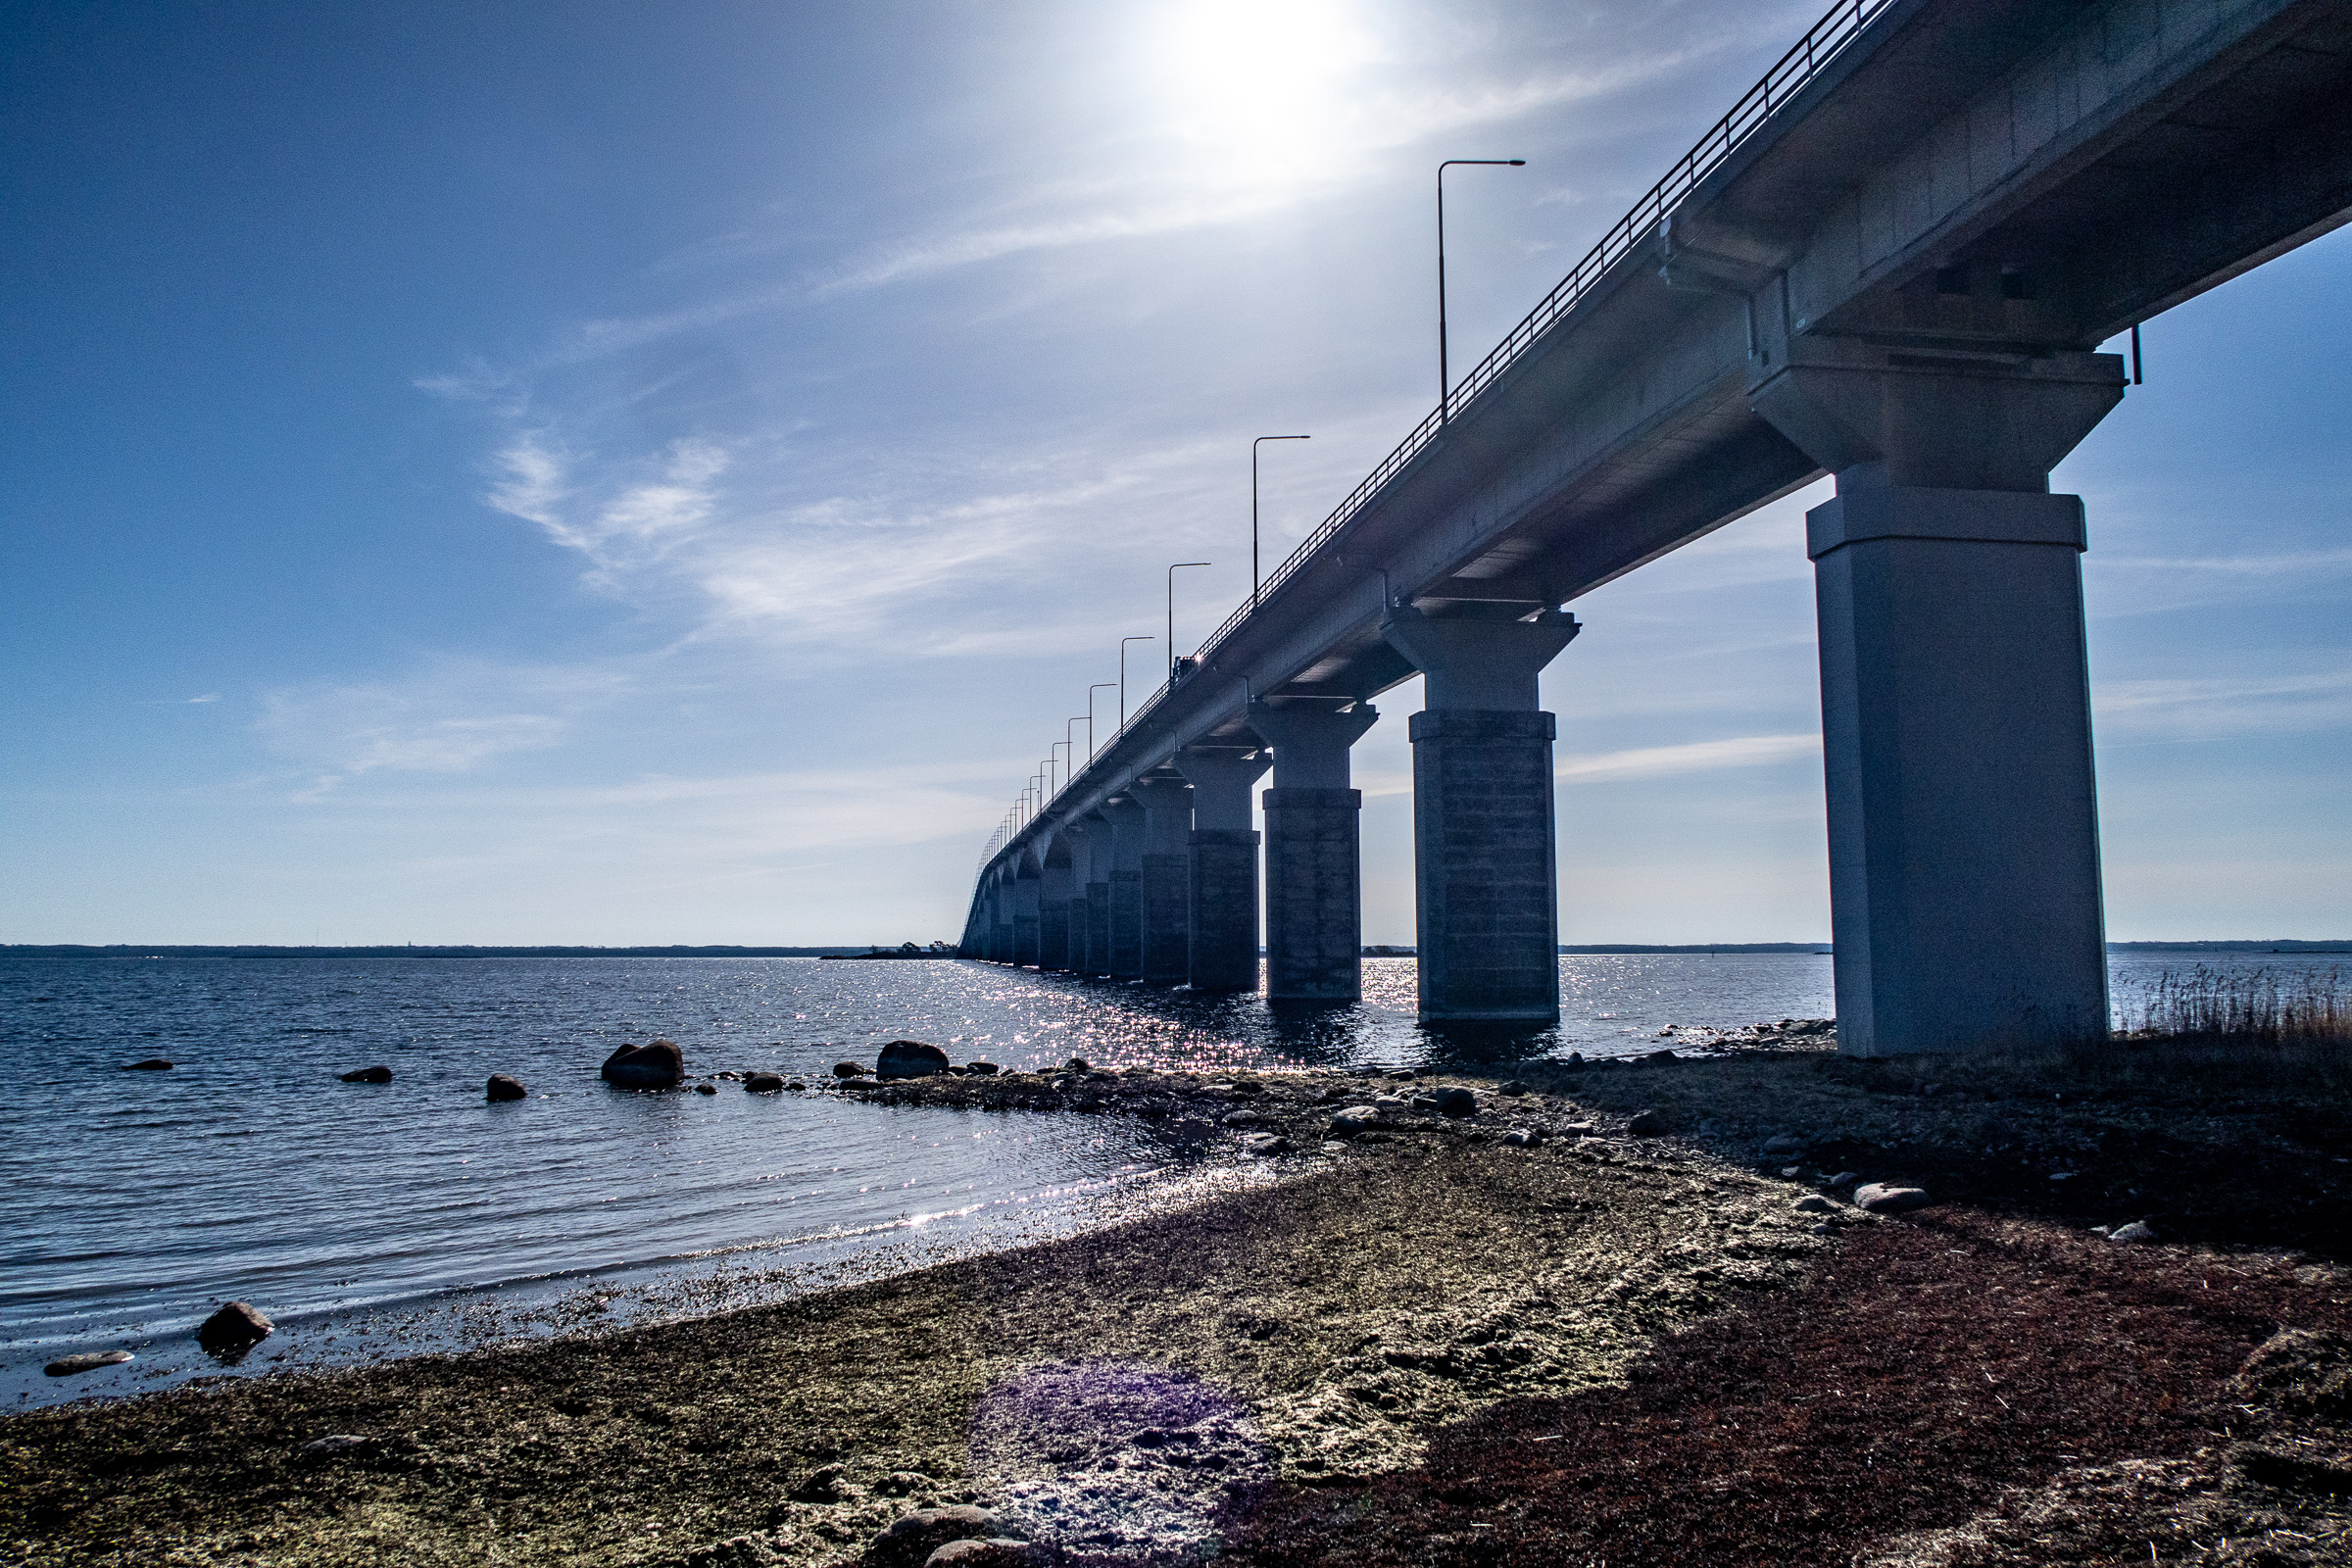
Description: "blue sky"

(5, 0), (2347, 946)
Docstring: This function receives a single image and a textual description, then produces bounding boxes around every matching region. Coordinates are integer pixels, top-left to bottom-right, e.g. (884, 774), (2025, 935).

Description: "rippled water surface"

(3, 949), (2327, 1405)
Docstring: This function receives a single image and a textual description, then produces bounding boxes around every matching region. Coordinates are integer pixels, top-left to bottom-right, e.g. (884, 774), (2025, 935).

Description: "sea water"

(0, 950), (2326, 1405)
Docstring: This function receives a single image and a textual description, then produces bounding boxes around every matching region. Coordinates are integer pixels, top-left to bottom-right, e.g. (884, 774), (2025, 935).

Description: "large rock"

(1434, 1087), (1477, 1118)
(120, 1058), (173, 1071)
(1853, 1183), (1932, 1213)
(602, 1039), (683, 1088)
(486, 1074), (528, 1102)
(197, 1300), (273, 1352)
(745, 1072), (785, 1094)
(1328, 1105), (1380, 1138)
(872, 1505), (1001, 1567)
(44, 1349), (132, 1377)
(926, 1543), (1042, 1567)
(1627, 1108), (1669, 1136)
(834, 1061), (870, 1078)
(877, 1041), (952, 1080)
(339, 1065), (393, 1084)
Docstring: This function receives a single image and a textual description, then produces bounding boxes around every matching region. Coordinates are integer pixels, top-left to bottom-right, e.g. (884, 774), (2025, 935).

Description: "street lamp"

(1065, 717), (1089, 774)
(1119, 637), (1153, 725)
(1167, 562), (1210, 686)
(1252, 435), (1309, 606)
(1051, 742), (1071, 802)
(1438, 158), (1525, 422)
(1087, 683), (1114, 758)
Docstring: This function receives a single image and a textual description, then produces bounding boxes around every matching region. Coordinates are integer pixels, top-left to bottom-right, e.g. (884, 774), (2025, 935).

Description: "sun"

(1152, 0), (1376, 184)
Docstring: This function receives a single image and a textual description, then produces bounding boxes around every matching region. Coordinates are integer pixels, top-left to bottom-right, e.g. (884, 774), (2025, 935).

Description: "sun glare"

(1154, 0), (1375, 183)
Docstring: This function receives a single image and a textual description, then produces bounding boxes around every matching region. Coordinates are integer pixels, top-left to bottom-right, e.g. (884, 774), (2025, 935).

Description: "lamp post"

(1065, 718), (1088, 775)
(1087, 684), (1114, 758)
(1167, 562), (1210, 686)
(1119, 636), (1153, 725)
(1252, 435), (1309, 606)
(1438, 158), (1525, 423)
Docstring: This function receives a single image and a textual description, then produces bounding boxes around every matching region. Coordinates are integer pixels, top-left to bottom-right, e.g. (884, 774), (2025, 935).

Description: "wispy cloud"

(256, 661), (633, 797)
(1557, 732), (1818, 783)
(2096, 666), (2352, 738)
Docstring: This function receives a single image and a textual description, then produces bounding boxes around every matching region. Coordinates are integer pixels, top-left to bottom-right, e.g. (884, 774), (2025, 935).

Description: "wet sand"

(6, 1046), (2348, 1566)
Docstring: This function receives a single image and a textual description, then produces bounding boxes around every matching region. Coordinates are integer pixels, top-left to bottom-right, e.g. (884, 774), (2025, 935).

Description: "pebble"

(1852, 1183), (1932, 1213)
(1386, 1067), (1417, 1080)
(1562, 1122), (1597, 1136)
(1220, 1108), (1262, 1126)
(1502, 1129), (1544, 1149)
(1627, 1108), (1669, 1136)
(43, 1349), (132, 1377)
(2108, 1220), (2159, 1245)
(1373, 1095), (1408, 1112)
(299, 1434), (375, 1458)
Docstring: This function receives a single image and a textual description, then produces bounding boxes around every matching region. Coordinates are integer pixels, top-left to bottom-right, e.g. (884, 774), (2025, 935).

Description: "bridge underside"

(965, 0), (2352, 1054)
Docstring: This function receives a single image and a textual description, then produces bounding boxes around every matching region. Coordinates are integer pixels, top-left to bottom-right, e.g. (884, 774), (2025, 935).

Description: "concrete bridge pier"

(1248, 700), (1379, 1003)
(1174, 746), (1270, 993)
(1060, 816), (1103, 975)
(1382, 607), (1582, 1024)
(1039, 838), (1074, 972)
(1130, 775), (1195, 985)
(1751, 347), (2125, 1055)
(988, 871), (1013, 963)
(1011, 856), (1042, 968)
(1103, 798), (1147, 979)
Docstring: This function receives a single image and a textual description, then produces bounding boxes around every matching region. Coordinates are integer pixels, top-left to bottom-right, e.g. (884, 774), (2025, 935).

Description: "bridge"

(957, 0), (2352, 1054)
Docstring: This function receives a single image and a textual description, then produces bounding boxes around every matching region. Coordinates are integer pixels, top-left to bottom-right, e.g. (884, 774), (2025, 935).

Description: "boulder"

(873, 1505), (1001, 1568)
(339, 1065), (393, 1084)
(834, 1061), (870, 1078)
(878, 1041), (953, 1080)
(1498, 1080), (1530, 1097)
(120, 1058), (173, 1071)
(965, 1061), (1001, 1075)
(1221, 1108), (1262, 1127)
(1242, 1132), (1291, 1155)
(486, 1074), (528, 1102)
(299, 1434), (376, 1459)
(1064, 1056), (1092, 1072)
(1792, 1195), (1837, 1214)
(1328, 1105), (1380, 1137)
(787, 1462), (853, 1503)
(197, 1300), (273, 1351)
(2108, 1220), (2159, 1245)
(926, 1543), (1042, 1567)
(745, 1073), (785, 1094)
(1502, 1128), (1544, 1149)
(44, 1349), (132, 1377)
(1853, 1183), (1932, 1213)
(1627, 1108), (1669, 1136)
(1434, 1087), (1477, 1118)
(602, 1040), (684, 1088)
(1762, 1133), (1805, 1154)
(695, 1083), (718, 1096)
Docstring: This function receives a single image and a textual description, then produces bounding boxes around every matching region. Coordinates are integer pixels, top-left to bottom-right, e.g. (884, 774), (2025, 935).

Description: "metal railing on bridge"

(980, 0), (1893, 884)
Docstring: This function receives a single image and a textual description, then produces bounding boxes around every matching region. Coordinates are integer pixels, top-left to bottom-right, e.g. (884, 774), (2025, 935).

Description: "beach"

(7, 1045), (2349, 1566)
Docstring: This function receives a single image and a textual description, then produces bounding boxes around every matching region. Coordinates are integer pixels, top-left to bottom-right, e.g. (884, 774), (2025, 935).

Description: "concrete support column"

(1382, 607), (1582, 1023)
(1039, 846), (1074, 973)
(1011, 863), (1041, 969)
(1751, 347), (2126, 1054)
(1060, 818), (1102, 975)
(1249, 701), (1379, 1002)
(1174, 748), (1270, 994)
(1102, 800), (1147, 980)
(1129, 775), (1195, 985)
(989, 876), (1013, 963)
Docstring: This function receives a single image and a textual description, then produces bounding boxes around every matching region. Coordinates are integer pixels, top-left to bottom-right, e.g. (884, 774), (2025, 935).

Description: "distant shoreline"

(2, 940), (2345, 959)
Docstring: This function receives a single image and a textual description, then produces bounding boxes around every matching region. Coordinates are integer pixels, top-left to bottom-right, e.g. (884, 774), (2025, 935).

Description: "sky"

(4, 0), (2348, 947)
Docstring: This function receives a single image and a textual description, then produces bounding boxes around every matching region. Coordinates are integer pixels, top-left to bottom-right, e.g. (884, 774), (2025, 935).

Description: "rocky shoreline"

(5, 1038), (2348, 1566)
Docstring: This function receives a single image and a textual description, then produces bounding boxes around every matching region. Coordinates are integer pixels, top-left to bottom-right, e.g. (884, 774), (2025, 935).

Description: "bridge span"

(958, 0), (2352, 1054)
